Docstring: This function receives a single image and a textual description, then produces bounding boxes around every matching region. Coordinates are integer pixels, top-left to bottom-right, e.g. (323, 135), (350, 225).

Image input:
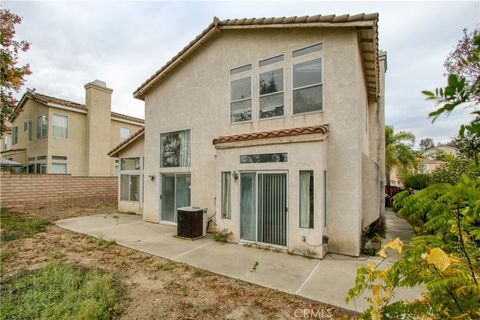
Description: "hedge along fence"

(0, 172), (117, 208)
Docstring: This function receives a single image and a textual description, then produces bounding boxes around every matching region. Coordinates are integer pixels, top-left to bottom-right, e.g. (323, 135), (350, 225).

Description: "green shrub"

(0, 262), (124, 320)
(360, 216), (386, 256)
(0, 209), (48, 241)
(403, 173), (430, 190)
(429, 158), (480, 185)
(212, 228), (232, 242)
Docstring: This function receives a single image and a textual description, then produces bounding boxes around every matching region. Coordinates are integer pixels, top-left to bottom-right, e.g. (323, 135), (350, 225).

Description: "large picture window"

(299, 170), (314, 228)
(37, 115), (48, 139)
(293, 58), (323, 114)
(221, 172), (231, 219)
(120, 174), (140, 202)
(52, 114), (68, 139)
(259, 69), (284, 119)
(230, 77), (252, 123)
(160, 130), (191, 167)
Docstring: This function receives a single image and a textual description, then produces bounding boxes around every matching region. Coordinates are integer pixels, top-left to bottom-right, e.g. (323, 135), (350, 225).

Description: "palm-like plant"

(385, 125), (418, 186)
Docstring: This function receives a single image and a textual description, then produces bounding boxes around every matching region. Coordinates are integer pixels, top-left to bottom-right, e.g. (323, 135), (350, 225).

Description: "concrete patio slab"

(56, 213), (422, 313)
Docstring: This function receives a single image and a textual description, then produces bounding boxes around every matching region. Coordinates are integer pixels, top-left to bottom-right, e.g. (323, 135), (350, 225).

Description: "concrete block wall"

(0, 172), (117, 208)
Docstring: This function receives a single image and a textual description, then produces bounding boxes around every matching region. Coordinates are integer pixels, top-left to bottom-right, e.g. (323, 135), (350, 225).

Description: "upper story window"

(52, 114), (68, 139)
(292, 43), (322, 58)
(26, 121), (32, 141)
(230, 77), (252, 123)
(120, 127), (131, 142)
(293, 58), (323, 114)
(37, 115), (48, 139)
(259, 68), (284, 119)
(121, 157), (140, 170)
(12, 126), (18, 145)
(259, 54), (284, 67)
(160, 129), (191, 167)
(230, 64), (252, 75)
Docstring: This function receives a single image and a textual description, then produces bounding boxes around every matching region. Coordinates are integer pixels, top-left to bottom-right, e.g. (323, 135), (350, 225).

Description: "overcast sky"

(5, 1), (479, 144)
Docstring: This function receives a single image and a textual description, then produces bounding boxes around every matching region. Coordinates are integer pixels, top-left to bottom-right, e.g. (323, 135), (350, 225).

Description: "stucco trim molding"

(212, 124), (329, 148)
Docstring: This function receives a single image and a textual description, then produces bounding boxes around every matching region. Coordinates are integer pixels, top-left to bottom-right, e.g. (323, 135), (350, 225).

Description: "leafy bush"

(347, 176), (480, 319)
(403, 173), (430, 190)
(0, 262), (124, 319)
(361, 216), (386, 256)
(429, 158), (480, 185)
(212, 228), (232, 242)
(0, 208), (48, 241)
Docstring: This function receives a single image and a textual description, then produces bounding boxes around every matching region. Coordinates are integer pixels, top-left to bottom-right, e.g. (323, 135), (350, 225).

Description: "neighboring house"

(0, 80), (144, 176)
(419, 145), (459, 174)
(109, 13), (387, 257)
(389, 145), (460, 187)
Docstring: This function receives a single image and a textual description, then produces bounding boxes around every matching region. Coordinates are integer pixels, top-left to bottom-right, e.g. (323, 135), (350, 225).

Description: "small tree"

(385, 126), (418, 186)
(0, 9), (31, 135)
(419, 138), (434, 151)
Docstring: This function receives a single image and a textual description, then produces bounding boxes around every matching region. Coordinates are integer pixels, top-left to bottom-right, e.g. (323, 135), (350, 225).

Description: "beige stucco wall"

(117, 135), (144, 214)
(141, 27), (383, 256)
(110, 120), (144, 176)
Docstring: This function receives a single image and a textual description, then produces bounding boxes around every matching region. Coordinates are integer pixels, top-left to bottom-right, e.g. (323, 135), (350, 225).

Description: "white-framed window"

(120, 127), (131, 142)
(12, 126), (18, 145)
(299, 170), (314, 229)
(120, 157), (140, 170)
(51, 163), (67, 174)
(160, 129), (191, 167)
(292, 43), (322, 58)
(37, 115), (48, 139)
(120, 174), (140, 202)
(52, 114), (68, 139)
(230, 77), (252, 123)
(293, 58), (323, 114)
(221, 172), (231, 219)
(259, 68), (284, 119)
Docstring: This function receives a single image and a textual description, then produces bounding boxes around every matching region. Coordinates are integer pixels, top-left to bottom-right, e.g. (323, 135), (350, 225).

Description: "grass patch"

(0, 208), (49, 241)
(0, 261), (124, 320)
(96, 238), (116, 247)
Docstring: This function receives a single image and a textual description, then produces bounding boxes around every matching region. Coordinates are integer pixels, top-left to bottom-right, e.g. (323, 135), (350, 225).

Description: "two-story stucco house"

(109, 13), (387, 256)
(1, 80), (144, 176)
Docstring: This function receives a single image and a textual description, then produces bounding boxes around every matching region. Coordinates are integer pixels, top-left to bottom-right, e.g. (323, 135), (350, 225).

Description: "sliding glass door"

(161, 173), (191, 223)
(240, 172), (287, 247)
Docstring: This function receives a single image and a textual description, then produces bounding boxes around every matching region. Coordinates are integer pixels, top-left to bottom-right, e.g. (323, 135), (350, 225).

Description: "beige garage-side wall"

(142, 27), (369, 255)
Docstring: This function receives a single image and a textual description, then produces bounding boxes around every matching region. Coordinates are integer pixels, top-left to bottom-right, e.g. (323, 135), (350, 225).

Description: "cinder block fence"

(0, 172), (117, 208)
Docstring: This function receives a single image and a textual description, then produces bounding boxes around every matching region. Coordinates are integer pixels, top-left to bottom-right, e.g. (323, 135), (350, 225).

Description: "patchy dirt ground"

(1, 205), (357, 320)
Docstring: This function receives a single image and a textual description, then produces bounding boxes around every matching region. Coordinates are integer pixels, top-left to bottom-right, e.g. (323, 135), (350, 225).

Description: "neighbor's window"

(221, 172), (231, 219)
(27, 120), (32, 141)
(3, 136), (8, 150)
(52, 114), (68, 139)
(299, 170), (314, 229)
(36, 163), (46, 174)
(37, 115), (48, 139)
(120, 127), (131, 142)
(51, 163), (67, 174)
(230, 77), (252, 123)
(259, 68), (284, 119)
(292, 43), (322, 58)
(12, 126), (18, 145)
(240, 153), (287, 164)
(120, 174), (140, 202)
(293, 58), (323, 114)
(120, 157), (140, 170)
(28, 164), (35, 174)
(160, 130), (191, 167)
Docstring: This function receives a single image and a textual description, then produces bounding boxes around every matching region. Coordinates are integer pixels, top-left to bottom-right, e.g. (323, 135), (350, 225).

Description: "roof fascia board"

(46, 102), (87, 114)
(218, 20), (374, 30)
(111, 117), (145, 126)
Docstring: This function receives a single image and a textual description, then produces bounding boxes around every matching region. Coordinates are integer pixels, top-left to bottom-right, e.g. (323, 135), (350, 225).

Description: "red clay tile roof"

(212, 124), (329, 145)
(134, 13), (380, 99)
(108, 127), (145, 157)
(13, 91), (145, 124)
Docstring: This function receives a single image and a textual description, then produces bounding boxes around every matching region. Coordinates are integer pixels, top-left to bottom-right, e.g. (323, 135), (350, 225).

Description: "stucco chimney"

(85, 80), (113, 176)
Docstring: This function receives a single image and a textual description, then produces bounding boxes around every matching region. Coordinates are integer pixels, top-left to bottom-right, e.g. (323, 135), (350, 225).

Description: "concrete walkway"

(56, 213), (421, 313)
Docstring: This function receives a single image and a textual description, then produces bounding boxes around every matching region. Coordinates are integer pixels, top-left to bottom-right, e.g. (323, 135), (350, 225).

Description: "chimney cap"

(84, 79), (113, 92)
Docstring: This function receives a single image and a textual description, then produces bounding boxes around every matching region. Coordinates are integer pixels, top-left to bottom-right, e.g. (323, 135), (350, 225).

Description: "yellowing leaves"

(426, 248), (457, 272)
(378, 238), (404, 258)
